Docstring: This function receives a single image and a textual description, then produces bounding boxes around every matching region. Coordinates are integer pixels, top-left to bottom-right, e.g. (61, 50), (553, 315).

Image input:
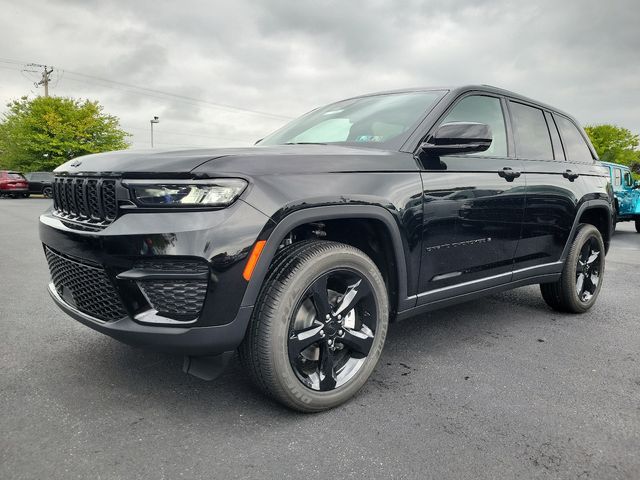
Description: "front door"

(416, 94), (525, 304)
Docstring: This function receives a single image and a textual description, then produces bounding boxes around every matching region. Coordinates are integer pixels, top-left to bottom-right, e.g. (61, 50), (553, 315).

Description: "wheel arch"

(240, 205), (412, 315)
(561, 200), (613, 258)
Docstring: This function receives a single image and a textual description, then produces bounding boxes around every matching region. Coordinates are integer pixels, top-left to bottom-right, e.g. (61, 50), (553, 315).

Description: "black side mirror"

(419, 122), (492, 157)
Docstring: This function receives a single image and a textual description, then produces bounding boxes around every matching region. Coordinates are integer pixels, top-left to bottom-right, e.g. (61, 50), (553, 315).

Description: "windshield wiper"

(283, 142), (328, 145)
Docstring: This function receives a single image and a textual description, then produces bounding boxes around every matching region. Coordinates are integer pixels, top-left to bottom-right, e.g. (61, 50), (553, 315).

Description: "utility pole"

(37, 65), (54, 97)
(150, 116), (159, 148)
(25, 64), (55, 96)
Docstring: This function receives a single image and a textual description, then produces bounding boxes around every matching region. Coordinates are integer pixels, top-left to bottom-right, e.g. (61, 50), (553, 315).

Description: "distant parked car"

(24, 171), (54, 198)
(0, 170), (29, 198)
(601, 161), (640, 232)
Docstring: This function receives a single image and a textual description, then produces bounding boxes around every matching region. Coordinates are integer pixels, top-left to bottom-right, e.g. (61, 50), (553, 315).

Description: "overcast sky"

(0, 0), (638, 149)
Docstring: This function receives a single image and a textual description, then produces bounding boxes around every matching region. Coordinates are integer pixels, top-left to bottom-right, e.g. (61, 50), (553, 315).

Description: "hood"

(54, 144), (413, 177)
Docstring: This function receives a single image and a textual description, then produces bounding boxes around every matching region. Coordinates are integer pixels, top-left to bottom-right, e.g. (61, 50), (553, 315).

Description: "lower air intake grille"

(134, 258), (209, 320)
(137, 280), (208, 319)
(45, 247), (127, 322)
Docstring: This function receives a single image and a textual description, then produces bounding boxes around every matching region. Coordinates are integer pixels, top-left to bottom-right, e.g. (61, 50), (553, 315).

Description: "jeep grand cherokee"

(40, 86), (613, 411)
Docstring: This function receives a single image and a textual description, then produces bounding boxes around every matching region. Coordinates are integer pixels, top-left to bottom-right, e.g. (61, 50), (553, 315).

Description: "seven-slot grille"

(45, 247), (127, 322)
(52, 176), (119, 227)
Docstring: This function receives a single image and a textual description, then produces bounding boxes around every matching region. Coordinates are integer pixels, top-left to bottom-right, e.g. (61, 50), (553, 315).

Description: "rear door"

(512, 104), (593, 275)
(416, 93), (525, 303)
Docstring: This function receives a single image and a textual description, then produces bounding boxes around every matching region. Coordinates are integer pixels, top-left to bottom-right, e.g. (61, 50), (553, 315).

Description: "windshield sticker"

(356, 135), (384, 142)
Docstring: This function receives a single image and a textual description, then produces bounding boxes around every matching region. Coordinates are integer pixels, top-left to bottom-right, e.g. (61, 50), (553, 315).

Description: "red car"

(0, 171), (29, 198)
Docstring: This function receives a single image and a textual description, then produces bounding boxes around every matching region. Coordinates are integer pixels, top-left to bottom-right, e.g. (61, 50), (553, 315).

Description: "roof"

(348, 84), (576, 122)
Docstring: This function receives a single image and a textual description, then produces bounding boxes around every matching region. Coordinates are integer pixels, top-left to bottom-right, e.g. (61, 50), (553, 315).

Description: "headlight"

(124, 179), (247, 207)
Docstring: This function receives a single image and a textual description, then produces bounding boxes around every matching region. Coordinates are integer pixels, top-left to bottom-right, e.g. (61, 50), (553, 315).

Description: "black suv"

(24, 172), (54, 198)
(40, 86), (612, 411)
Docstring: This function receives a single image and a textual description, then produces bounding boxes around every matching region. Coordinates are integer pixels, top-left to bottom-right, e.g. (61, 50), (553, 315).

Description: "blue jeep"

(601, 161), (640, 232)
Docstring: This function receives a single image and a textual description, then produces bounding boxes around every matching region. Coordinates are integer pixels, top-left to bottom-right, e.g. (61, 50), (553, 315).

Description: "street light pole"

(150, 116), (159, 148)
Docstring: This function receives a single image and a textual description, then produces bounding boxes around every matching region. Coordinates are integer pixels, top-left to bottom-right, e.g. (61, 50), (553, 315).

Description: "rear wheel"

(42, 186), (53, 198)
(21, 193), (30, 198)
(239, 240), (389, 412)
(540, 224), (605, 313)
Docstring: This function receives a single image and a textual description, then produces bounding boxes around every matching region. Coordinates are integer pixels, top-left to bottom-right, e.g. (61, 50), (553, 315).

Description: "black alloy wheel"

(239, 240), (389, 412)
(575, 236), (601, 303)
(288, 269), (377, 391)
(540, 223), (605, 313)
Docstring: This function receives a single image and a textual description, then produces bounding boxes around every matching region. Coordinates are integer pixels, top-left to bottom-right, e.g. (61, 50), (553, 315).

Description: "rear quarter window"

(554, 115), (593, 163)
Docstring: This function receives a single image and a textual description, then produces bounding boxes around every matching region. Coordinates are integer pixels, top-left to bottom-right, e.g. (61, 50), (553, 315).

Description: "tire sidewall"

(269, 248), (388, 411)
(563, 224), (605, 312)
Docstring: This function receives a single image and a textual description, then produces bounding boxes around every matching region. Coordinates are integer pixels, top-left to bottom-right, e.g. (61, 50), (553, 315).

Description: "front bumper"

(48, 282), (253, 355)
(40, 199), (271, 354)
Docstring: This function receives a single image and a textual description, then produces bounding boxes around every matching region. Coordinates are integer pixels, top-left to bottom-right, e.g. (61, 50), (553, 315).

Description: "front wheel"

(540, 224), (605, 313)
(42, 186), (53, 198)
(239, 240), (389, 412)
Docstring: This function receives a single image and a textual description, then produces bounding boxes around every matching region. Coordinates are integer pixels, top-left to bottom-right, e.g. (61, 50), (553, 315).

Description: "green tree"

(0, 96), (130, 172)
(584, 124), (640, 172)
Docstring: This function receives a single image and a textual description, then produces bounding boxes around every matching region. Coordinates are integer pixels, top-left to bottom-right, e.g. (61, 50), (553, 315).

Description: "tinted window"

(440, 95), (507, 157)
(554, 115), (593, 163)
(8, 172), (25, 180)
(509, 102), (553, 160)
(545, 111), (565, 160)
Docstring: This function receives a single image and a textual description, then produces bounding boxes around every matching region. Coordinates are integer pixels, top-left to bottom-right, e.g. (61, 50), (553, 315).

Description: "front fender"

(239, 205), (413, 312)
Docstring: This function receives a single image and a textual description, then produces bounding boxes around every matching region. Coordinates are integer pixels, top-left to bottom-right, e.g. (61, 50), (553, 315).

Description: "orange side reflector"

(243, 240), (266, 281)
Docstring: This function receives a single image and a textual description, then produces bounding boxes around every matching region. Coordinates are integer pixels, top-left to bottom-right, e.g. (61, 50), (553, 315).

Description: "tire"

(239, 240), (389, 412)
(22, 193), (30, 198)
(540, 224), (605, 313)
(42, 187), (53, 198)
(635, 219), (640, 233)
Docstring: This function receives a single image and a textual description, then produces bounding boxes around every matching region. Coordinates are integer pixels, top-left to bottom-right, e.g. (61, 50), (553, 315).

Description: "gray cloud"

(0, 0), (638, 149)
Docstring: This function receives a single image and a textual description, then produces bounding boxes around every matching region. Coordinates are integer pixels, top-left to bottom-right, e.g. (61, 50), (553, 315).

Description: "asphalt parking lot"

(1, 198), (639, 480)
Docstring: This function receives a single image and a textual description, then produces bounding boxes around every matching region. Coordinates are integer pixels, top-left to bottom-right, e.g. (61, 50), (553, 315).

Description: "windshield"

(259, 91), (445, 149)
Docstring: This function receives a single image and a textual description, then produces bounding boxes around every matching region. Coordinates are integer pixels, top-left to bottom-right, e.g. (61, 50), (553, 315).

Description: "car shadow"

(47, 284), (567, 417)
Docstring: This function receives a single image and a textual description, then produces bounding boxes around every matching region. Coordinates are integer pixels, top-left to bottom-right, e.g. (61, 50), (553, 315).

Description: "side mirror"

(634, 180), (640, 189)
(419, 122), (492, 157)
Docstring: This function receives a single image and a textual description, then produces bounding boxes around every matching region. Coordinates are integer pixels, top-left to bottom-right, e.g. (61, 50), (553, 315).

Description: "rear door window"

(553, 115), (593, 163)
(509, 102), (553, 160)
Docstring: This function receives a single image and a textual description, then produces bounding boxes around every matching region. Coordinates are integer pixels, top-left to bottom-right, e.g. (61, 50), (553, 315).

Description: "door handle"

(563, 169), (579, 181)
(498, 167), (521, 182)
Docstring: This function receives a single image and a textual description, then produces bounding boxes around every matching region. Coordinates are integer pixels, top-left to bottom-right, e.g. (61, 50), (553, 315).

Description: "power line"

(121, 124), (247, 142)
(0, 58), (293, 120)
(63, 70), (293, 120)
